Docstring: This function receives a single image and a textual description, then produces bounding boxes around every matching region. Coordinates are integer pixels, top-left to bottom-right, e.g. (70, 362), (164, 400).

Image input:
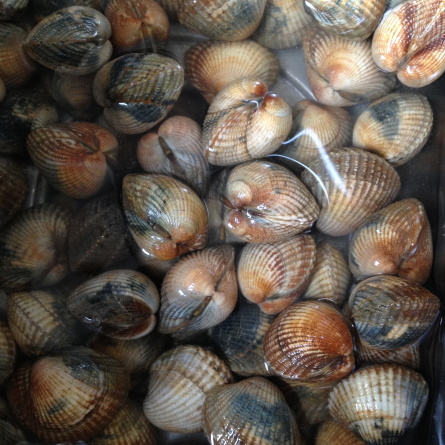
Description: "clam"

(154, 0), (180, 20)
(31, 0), (101, 22)
(0, 397), (28, 445)
(349, 198), (433, 284)
(122, 173), (208, 261)
(184, 39), (280, 103)
(352, 92), (434, 166)
(372, 0), (445, 88)
(143, 344), (234, 433)
(303, 28), (396, 106)
(316, 419), (366, 445)
(328, 364), (429, 444)
(0, 0), (28, 19)
(264, 300), (355, 383)
(202, 77), (292, 166)
(301, 147), (401, 237)
(237, 234), (316, 314)
(0, 321), (16, 385)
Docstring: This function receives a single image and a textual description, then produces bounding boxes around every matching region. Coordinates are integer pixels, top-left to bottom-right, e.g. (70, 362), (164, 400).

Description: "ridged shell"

(143, 344), (234, 433)
(237, 235), (316, 314)
(264, 301), (355, 383)
(93, 52), (184, 134)
(328, 364), (429, 444)
(154, 0), (179, 20)
(352, 92), (434, 166)
(316, 419), (366, 445)
(347, 275), (440, 349)
(6, 346), (130, 443)
(372, 0), (445, 88)
(349, 198), (433, 284)
(184, 39), (280, 103)
(224, 160), (320, 243)
(31, 0), (101, 22)
(67, 269), (160, 340)
(303, 28), (396, 106)
(0, 321), (16, 385)
(178, 0), (267, 41)
(0, 397), (27, 445)
(202, 78), (292, 166)
(301, 147), (401, 237)
(122, 173), (208, 261)
(203, 376), (303, 445)
(159, 245), (237, 337)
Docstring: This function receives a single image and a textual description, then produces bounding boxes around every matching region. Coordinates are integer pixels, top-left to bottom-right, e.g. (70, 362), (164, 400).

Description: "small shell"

(0, 321), (16, 385)
(202, 77), (292, 166)
(264, 301), (355, 383)
(301, 147), (401, 237)
(316, 419), (366, 445)
(237, 235), (316, 314)
(352, 92), (434, 166)
(143, 344), (234, 434)
(184, 39), (280, 103)
(328, 364), (429, 444)
(349, 198), (433, 284)
(303, 28), (396, 106)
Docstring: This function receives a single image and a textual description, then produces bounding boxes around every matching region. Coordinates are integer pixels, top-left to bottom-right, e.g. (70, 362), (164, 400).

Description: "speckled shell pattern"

(143, 344), (234, 434)
(348, 198), (433, 284)
(202, 376), (303, 445)
(315, 419), (366, 445)
(223, 160), (320, 243)
(372, 0), (445, 87)
(352, 92), (434, 166)
(301, 147), (401, 237)
(328, 364), (429, 445)
(0, 321), (16, 385)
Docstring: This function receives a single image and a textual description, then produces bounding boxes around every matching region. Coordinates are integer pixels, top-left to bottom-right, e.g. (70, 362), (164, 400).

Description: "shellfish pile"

(0, 0), (443, 444)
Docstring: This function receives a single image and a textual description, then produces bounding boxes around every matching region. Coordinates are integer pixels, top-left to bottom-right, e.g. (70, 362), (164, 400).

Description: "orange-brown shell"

(316, 419), (366, 445)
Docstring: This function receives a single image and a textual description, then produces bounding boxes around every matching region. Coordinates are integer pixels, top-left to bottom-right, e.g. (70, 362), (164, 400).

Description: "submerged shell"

(0, 321), (16, 385)
(316, 419), (366, 445)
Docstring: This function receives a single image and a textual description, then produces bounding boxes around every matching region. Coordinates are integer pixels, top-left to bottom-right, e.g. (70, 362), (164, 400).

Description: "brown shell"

(0, 78), (5, 102)
(0, 321), (16, 385)
(316, 419), (366, 445)
(154, 0), (180, 20)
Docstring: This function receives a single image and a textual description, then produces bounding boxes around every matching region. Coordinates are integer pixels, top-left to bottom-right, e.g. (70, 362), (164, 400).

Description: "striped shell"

(0, 321), (16, 385)
(316, 419), (366, 445)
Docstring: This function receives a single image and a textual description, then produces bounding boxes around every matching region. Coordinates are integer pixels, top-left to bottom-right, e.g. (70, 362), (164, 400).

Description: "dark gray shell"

(0, 321), (16, 385)
(0, 397), (27, 444)
(0, 0), (28, 19)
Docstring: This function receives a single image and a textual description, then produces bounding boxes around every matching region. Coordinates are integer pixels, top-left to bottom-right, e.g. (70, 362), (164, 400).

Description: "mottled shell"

(122, 174), (208, 261)
(0, 397), (27, 445)
(303, 28), (396, 106)
(372, 0), (445, 87)
(203, 376), (303, 445)
(224, 160), (320, 243)
(202, 78), (292, 166)
(184, 39), (280, 103)
(316, 419), (366, 445)
(143, 344), (234, 434)
(237, 235), (316, 314)
(6, 347), (130, 443)
(178, 0), (267, 41)
(349, 198), (433, 284)
(264, 301), (355, 383)
(352, 92), (434, 166)
(301, 147), (401, 237)
(0, 321), (16, 385)
(329, 364), (429, 444)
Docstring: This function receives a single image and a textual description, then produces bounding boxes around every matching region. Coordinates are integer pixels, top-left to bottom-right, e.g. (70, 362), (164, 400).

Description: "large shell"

(316, 419), (366, 445)
(303, 28), (396, 106)
(349, 198), (433, 284)
(202, 78), (292, 166)
(143, 344), (234, 434)
(372, 0), (445, 88)
(93, 52), (184, 134)
(184, 39), (280, 104)
(203, 376), (303, 444)
(301, 147), (401, 237)
(237, 235), (316, 314)
(0, 321), (16, 385)
(328, 364), (429, 444)
(264, 301), (355, 383)
(352, 92), (434, 166)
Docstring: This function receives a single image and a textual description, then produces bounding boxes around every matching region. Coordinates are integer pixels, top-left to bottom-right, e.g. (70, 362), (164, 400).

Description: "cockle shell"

(223, 160), (320, 243)
(154, 0), (180, 20)
(143, 344), (234, 433)
(301, 147), (401, 237)
(303, 28), (396, 106)
(352, 92), (434, 166)
(0, 321), (16, 385)
(30, 0), (101, 22)
(0, 0), (28, 19)
(184, 39), (280, 103)
(372, 0), (445, 88)
(202, 77), (292, 166)
(237, 235), (316, 314)
(264, 301), (355, 383)
(349, 198), (433, 284)
(203, 376), (303, 445)
(316, 419), (366, 445)
(328, 364), (429, 444)
(0, 397), (27, 445)
(122, 173), (208, 261)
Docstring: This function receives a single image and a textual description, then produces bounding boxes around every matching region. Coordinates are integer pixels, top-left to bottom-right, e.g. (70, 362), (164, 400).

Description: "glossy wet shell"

(329, 364), (429, 444)
(0, 321), (16, 385)
(203, 376), (303, 445)
(143, 344), (234, 433)
(349, 198), (433, 284)
(301, 147), (401, 237)
(352, 92), (434, 166)
(316, 419), (366, 445)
